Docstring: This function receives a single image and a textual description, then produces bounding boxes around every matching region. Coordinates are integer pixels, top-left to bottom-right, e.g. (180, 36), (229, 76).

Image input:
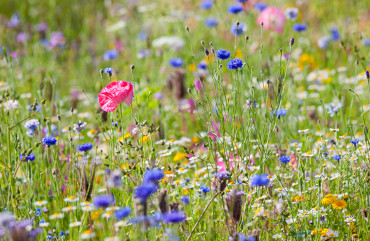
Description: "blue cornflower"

(350, 139), (359, 146)
(318, 36), (331, 49)
(227, 58), (243, 70)
(24, 119), (40, 130)
(204, 17), (218, 27)
(163, 211), (186, 223)
(333, 155), (341, 161)
(236, 0), (248, 2)
(111, 121), (118, 127)
(39, 219), (45, 224)
(200, 0), (213, 10)
(47, 235), (53, 240)
(42, 136), (57, 146)
(216, 49), (231, 60)
(200, 186), (210, 193)
(181, 196), (190, 204)
(365, 38), (370, 47)
(115, 207), (131, 220)
(143, 168), (164, 183)
(93, 194), (115, 208)
(103, 49), (118, 60)
(331, 28), (340, 41)
(254, 3), (268, 12)
(35, 208), (42, 216)
(134, 183), (158, 202)
(271, 109), (287, 117)
(138, 32), (147, 40)
(228, 5), (243, 14)
(230, 22), (246, 36)
(77, 143), (93, 152)
(103, 67), (112, 75)
(251, 174), (270, 187)
(59, 231), (64, 236)
(24, 119), (40, 137)
(326, 103), (342, 117)
(284, 8), (299, 21)
(197, 62), (207, 70)
(20, 153), (36, 161)
(293, 23), (307, 32)
(169, 58), (183, 68)
(279, 155), (291, 164)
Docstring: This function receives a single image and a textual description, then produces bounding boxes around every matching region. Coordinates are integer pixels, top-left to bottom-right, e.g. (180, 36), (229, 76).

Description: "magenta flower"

(98, 81), (134, 112)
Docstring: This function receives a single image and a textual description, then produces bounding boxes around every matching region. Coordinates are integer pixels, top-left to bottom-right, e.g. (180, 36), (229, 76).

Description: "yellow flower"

(173, 152), (187, 161)
(191, 136), (200, 144)
(321, 194), (337, 205)
(189, 64), (196, 72)
(332, 200), (347, 209)
(235, 48), (242, 59)
(298, 53), (316, 69)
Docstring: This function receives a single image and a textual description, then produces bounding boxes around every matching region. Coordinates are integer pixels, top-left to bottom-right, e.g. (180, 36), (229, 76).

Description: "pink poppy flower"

(257, 7), (286, 34)
(98, 81), (134, 112)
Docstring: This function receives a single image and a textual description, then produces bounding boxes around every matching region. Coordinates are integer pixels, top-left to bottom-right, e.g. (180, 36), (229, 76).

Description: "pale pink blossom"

(257, 7), (286, 34)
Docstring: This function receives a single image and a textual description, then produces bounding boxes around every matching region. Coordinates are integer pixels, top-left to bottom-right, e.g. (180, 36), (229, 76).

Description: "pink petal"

(98, 81), (134, 112)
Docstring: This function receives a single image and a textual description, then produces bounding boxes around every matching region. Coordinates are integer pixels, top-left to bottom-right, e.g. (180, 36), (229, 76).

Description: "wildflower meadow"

(0, 0), (370, 240)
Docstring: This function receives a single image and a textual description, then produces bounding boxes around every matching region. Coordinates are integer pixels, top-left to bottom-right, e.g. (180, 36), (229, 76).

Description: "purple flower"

(163, 211), (186, 223)
(134, 183), (158, 202)
(50, 32), (65, 48)
(17, 33), (29, 43)
(93, 195), (115, 208)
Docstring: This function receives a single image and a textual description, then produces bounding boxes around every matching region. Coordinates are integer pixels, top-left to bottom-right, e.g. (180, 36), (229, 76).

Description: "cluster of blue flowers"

(251, 174), (270, 187)
(216, 49), (231, 60)
(42, 136), (57, 146)
(77, 143), (93, 152)
(24, 119), (40, 137)
(135, 168), (164, 202)
(227, 58), (243, 69)
(279, 155), (291, 164)
(20, 153), (36, 162)
(271, 109), (287, 117)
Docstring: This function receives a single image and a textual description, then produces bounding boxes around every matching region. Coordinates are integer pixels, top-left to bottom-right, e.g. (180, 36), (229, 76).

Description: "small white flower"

(69, 221), (82, 227)
(81, 230), (95, 239)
